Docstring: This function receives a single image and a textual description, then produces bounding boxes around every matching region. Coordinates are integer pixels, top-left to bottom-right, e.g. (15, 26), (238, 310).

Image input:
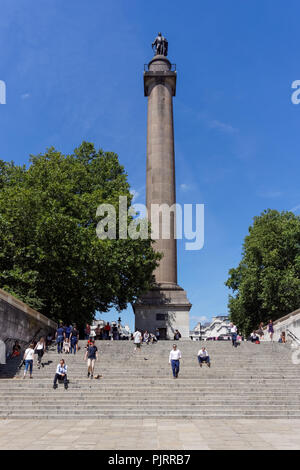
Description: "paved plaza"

(0, 419), (300, 450)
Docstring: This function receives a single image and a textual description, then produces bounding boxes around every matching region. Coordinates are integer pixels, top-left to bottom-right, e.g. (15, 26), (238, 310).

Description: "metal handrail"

(3, 327), (43, 350)
(287, 328), (300, 345)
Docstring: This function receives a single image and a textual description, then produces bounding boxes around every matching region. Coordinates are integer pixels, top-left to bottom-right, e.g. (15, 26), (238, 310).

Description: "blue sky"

(1, 1), (300, 331)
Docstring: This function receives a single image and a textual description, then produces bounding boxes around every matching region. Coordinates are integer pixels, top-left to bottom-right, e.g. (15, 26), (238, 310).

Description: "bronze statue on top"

(152, 32), (168, 57)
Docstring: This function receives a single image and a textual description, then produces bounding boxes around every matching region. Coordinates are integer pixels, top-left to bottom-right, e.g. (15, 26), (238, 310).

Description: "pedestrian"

(64, 324), (73, 340)
(150, 333), (157, 343)
(112, 324), (119, 341)
(257, 322), (264, 341)
(169, 344), (182, 378)
(268, 320), (274, 341)
(55, 323), (65, 354)
(174, 329), (182, 340)
(70, 325), (79, 354)
(34, 337), (46, 369)
(133, 329), (142, 351)
(95, 324), (101, 340)
(46, 333), (53, 350)
(250, 331), (260, 343)
(10, 341), (21, 358)
(84, 324), (91, 340)
(90, 328), (96, 340)
(143, 330), (150, 344)
(84, 340), (98, 379)
(230, 323), (238, 347)
(63, 337), (70, 354)
(23, 343), (35, 379)
(104, 322), (111, 340)
(155, 328), (160, 341)
(197, 347), (210, 368)
(53, 359), (68, 390)
(279, 331), (286, 343)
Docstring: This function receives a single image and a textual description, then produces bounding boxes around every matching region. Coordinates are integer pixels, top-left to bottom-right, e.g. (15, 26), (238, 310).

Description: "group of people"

(16, 317), (286, 390)
(54, 323), (80, 354)
(249, 320), (275, 343)
(132, 329), (160, 349)
(22, 336), (47, 379)
(53, 338), (100, 390)
(84, 322), (124, 341)
(230, 320), (279, 346)
(21, 335), (100, 388)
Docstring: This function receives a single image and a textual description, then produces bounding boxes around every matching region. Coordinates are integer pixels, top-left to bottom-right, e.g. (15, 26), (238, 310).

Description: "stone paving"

(0, 419), (300, 450)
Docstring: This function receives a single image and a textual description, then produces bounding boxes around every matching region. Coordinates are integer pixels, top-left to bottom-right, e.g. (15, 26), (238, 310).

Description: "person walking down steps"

(53, 359), (68, 390)
(230, 323), (238, 348)
(133, 329), (142, 351)
(84, 340), (98, 379)
(70, 325), (79, 354)
(169, 344), (182, 379)
(34, 337), (46, 369)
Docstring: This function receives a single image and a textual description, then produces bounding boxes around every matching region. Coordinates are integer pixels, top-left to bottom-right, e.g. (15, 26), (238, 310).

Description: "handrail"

(3, 327), (43, 350)
(287, 328), (300, 345)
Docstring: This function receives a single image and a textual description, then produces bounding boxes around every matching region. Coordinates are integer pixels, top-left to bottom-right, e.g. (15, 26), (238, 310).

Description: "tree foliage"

(0, 142), (161, 327)
(226, 209), (300, 335)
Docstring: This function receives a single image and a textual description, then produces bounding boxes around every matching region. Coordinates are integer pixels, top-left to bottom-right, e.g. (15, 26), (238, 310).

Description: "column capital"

(144, 55), (177, 97)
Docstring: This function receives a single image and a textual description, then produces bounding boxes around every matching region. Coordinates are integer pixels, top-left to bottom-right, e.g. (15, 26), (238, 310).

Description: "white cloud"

(190, 315), (209, 323)
(290, 204), (300, 213)
(179, 183), (190, 192)
(209, 120), (238, 134)
(257, 190), (282, 199)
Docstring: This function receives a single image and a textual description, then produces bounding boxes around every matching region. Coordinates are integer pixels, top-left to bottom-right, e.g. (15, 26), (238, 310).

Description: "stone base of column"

(133, 285), (192, 340)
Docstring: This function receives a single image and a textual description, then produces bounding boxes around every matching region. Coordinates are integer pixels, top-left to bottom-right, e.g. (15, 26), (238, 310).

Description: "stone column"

(133, 54), (191, 340)
(145, 55), (177, 285)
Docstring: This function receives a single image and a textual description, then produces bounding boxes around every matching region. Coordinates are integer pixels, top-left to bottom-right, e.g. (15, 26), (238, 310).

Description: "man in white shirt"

(169, 344), (182, 378)
(197, 347), (210, 368)
(133, 329), (142, 351)
(53, 359), (68, 390)
(230, 323), (238, 348)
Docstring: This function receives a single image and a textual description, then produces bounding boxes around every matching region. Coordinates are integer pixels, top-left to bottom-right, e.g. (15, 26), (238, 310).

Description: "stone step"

(3, 380), (299, 385)
(1, 410), (300, 417)
(1, 399), (300, 406)
(2, 413), (299, 419)
(0, 341), (297, 419)
(1, 390), (299, 396)
(1, 404), (299, 413)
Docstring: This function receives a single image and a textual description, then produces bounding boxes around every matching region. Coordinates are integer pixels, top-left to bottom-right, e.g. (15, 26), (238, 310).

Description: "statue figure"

(152, 32), (168, 57)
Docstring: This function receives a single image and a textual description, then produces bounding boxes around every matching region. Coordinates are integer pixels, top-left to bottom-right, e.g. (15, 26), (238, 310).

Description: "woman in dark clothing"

(268, 320), (274, 341)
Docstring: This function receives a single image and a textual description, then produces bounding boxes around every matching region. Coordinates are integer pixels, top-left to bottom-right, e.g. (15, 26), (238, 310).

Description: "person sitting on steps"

(174, 329), (181, 340)
(53, 359), (68, 390)
(197, 347), (211, 368)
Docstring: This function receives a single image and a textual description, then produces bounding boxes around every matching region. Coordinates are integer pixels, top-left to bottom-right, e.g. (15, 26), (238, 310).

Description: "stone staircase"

(0, 340), (300, 419)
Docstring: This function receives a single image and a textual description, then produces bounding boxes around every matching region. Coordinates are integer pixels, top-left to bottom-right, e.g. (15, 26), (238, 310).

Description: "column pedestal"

(133, 284), (191, 339)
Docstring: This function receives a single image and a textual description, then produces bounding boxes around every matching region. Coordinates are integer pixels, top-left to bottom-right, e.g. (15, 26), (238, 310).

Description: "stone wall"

(263, 307), (300, 342)
(0, 289), (57, 364)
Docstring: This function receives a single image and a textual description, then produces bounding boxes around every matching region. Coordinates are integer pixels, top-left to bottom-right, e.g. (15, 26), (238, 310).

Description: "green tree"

(0, 142), (161, 328)
(225, 209), (300, 335)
